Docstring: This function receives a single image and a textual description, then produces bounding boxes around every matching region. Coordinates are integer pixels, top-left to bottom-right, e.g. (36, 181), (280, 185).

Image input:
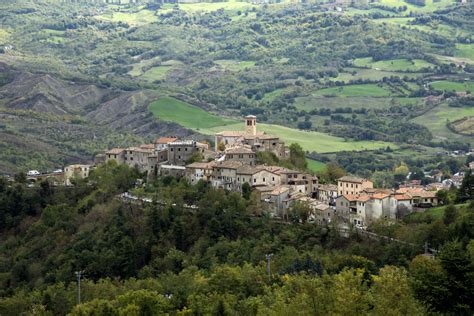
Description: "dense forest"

(0, 162), (473, 314)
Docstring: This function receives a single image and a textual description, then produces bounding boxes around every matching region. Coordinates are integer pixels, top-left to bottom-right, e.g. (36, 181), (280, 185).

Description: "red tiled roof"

(155, 137), (178, 144)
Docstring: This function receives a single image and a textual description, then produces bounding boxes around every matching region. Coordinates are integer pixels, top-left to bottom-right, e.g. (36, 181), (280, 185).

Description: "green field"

(215, 60), (256, 71)
(140, 66), (172, 82)
(406, 203), (469, 222)
(203, 122), (397, 153)
(97, 9), (158, 25)
(149, 97), (238, 130)
(455, 44), (474, 61)
(429, 80), (474, 92)
(333, 67), (425, 82)
(412, 102), (474, 144)
(307, 159), (326, 172)
(295, 96), (421, 111)
(149, 97), (396, 153)
(177, 0), (255, 13)
(262, 88), (288, 102)
(353, 58), (434, 72)
(375, 0), (456, 13)
(312, 84), (394, 97)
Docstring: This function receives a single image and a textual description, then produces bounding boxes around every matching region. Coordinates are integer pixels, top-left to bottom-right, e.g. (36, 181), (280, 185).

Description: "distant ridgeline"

(52, 0), (221, 4)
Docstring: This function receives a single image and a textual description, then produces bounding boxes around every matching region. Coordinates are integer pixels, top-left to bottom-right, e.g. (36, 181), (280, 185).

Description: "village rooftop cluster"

(48, 116), (471, 227)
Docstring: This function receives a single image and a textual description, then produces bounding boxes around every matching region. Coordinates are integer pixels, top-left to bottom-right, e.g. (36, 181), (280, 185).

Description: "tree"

(241, 182), (251, 200)
(288, 200), (312, 223)
(186, 151), (204, 164)
(409, 255), (450, 314)
(217, 142), (225, 151)
(457, 169), (473, 203)
(370, 266), (425, 315)
(443, 204), (458, 225)
(332, 269), (370, 315)
(436, 189), (456, 205)
(371, 171), (394, 188)
(323, 162), (346, 183)
(289, 143), (307, 170)
(438, 241), (474, 314)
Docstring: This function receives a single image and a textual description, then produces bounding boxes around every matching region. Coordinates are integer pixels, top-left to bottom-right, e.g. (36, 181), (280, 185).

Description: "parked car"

(27, 170), (40, 176)
(53, 169), (63, 174)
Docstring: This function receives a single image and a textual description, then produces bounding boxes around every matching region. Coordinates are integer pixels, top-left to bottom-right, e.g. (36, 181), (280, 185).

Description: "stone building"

(123, 147), (155, 172)
(185, 161), (216, 184)
(105, 148), (126, 165)
(317, 184), (338, 205)
(215, 115), (289, 159)
(337, 176), (373, 196)
(64, 164), (92, 186)
(168, 140), (209, 166)
(224, 145), (256, 165)
(155, 137), (178, 151)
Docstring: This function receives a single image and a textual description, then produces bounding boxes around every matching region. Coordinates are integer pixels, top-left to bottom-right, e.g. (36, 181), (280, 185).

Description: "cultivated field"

(449, 117), (474, 136)
(455, 44), (474, 61)
(307, 159), (326, 172)
(375, 0), (456, 13)
(353, 58), (434, 72)
(97, 8), (158, 25)
(312, 84), (394, 97)
(429, 80), (474, 92)
(295, 96), (421, 111)
(149, 97), (238, 130)
(149, 97), (396, 153)
(412, 102), (474, 144)
(333, 68), (426, 82)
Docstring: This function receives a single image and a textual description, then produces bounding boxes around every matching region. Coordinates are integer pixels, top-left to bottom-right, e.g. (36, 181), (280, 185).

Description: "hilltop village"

(59, 115), (445, 227)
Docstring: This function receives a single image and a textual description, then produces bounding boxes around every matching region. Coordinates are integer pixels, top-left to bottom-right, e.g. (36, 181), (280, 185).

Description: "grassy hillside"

(429, 80), (474, 92)
(307, 159), (326, 172)
(353, 58), (435, 72)
(148, 97), (396, 153)
(412, 102), (474, 143)
(149, 96), (239, 130)
(312, 84), (394, 97)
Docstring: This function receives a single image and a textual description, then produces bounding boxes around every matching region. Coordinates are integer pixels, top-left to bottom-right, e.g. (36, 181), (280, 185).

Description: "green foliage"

(288, 143), (307, 170)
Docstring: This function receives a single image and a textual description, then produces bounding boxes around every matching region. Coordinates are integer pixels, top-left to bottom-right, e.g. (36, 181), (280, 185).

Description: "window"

(130, 157), (133, 160)
(263, 177), (266, 182)
(185, 148), (188, 151)
(272, 177), (275, 181)
(170, 148), (174, 152)
(351, 184), (353, 188)
(239, 154), (243, 158)
(178, 148), (181, 151)
(254, 179), (256, 183)
(346, 183), (348, 187)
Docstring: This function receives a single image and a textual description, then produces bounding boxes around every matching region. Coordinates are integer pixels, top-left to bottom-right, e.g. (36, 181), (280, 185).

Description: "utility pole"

(265, 254), (273, 282)
(75, 271), (83, 305)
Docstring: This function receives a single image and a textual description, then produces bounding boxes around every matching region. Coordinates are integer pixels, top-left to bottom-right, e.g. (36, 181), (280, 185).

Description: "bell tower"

(245, 115), (257, 136)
